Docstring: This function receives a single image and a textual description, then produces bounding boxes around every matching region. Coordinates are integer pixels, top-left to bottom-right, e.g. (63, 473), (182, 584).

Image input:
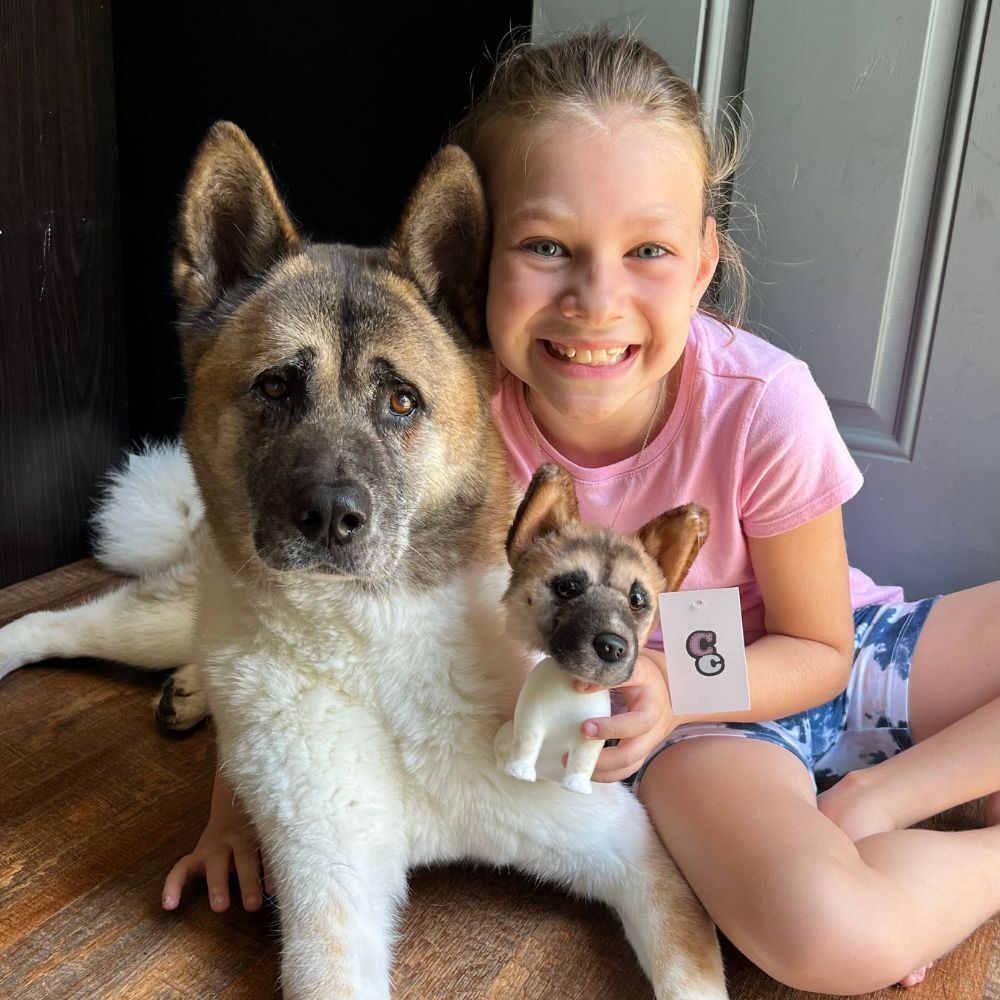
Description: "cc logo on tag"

(686, 630), (726, 677)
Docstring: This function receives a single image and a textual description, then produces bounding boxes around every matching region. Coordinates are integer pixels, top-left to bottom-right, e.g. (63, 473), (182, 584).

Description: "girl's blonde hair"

(452, 28), (748, 329)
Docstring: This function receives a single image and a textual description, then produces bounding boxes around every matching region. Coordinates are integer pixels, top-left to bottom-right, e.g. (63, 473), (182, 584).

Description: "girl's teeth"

(549, 342), (627, 366)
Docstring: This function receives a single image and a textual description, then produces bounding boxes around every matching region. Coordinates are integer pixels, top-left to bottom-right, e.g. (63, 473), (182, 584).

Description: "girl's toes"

(898, 961), (933, 987)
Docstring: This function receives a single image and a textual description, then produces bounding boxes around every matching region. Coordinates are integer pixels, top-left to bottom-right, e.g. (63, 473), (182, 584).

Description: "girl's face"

(486, 114), (718, 460)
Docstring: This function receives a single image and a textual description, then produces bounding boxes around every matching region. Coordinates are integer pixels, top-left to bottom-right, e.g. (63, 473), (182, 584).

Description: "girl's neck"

(526, 359), (682, 468)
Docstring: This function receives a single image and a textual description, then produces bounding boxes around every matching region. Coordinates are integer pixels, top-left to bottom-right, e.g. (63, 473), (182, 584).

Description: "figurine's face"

(502, 521), (663, 686)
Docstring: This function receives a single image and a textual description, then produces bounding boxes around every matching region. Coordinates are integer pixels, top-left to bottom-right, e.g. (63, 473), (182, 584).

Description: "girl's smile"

(537, 337), (639, 378)
(485, 113), (718, 465)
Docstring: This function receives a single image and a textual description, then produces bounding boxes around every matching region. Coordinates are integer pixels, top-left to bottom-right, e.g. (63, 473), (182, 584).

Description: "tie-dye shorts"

(635, 596), (940, 791)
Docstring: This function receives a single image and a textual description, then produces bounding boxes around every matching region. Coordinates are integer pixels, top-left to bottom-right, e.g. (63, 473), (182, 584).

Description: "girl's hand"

(573, 648), (677, 783)
(162, 770), (271, 913)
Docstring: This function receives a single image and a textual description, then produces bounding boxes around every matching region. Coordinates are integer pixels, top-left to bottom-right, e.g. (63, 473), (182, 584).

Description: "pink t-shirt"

(491, 313), (903, 646)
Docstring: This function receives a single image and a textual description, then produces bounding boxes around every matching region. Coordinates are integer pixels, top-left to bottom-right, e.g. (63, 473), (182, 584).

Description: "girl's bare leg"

(639, 735), (1000, 995)
(819, 582), (1000, 840)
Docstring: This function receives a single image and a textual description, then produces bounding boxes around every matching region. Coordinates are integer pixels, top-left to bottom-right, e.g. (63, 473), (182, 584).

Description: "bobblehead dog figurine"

(496, 463), (709, 794)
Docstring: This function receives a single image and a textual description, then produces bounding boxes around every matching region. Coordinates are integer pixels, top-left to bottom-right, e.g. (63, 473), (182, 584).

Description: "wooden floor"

(1, 561), (997, 999)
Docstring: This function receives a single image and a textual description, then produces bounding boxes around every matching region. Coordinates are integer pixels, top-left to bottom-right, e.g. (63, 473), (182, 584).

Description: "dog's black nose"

(294, 483), (371, 546)
(593, 632), (628, 663)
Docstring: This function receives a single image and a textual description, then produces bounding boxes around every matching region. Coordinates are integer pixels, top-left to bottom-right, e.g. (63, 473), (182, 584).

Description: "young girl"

(163, 30), (1000, 994)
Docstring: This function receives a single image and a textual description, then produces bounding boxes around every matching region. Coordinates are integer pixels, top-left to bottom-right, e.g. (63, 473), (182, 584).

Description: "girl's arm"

(162, 759), (269, 912)
(687, 504), (855, 725)
(583, 506), (855, 781)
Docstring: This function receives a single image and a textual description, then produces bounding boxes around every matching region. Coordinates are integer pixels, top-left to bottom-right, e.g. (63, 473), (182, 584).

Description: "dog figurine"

(496, 462), (708, 794)
(0, 124), (727, 1000)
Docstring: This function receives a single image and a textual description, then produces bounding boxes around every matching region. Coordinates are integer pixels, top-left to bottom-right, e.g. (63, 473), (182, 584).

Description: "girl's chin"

(528, 388), (635, 428)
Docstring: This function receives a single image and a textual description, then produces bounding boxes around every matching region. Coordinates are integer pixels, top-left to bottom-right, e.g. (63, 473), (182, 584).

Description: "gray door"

(534, 0), (999, 599)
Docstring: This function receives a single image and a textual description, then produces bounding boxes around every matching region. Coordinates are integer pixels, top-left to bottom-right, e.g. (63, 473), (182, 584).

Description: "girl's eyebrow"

(506, 202), (691, 232)
(506, 202), (575, 227)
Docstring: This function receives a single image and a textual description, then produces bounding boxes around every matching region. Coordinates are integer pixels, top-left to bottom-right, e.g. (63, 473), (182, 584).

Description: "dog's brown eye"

(629, 587), (648, 610)
(261, 375), (289, 401)
(389, 389), (417, 415)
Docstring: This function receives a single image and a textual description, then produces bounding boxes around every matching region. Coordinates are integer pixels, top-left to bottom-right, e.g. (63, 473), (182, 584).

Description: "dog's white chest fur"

(496, 657), (610, 793)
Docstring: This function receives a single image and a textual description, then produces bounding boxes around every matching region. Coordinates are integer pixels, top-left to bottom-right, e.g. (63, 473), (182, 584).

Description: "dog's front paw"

(155, 663), (208, 731)
(501, 760), (537, 783)
(561, 774), (593, 795)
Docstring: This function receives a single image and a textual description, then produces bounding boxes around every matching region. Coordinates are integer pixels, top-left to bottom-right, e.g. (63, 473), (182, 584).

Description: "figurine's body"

(495, 464), (708, 794)
(496, 657), (611, 793)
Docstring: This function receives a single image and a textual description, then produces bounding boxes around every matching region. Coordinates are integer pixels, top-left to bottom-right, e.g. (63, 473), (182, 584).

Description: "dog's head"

(173, 123), (506, 587)
(503, 464), (709, 686)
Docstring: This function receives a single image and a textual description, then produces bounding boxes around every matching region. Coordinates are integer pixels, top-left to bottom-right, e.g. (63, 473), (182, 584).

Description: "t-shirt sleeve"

(739, 360), (863, 537)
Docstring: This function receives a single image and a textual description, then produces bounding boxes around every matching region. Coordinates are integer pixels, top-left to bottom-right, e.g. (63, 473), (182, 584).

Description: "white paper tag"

(659, 587), (750, 716)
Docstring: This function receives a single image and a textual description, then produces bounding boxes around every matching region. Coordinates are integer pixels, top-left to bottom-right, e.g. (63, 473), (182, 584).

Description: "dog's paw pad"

(501, 761), (537, 783)
(562, 775), (592, 794)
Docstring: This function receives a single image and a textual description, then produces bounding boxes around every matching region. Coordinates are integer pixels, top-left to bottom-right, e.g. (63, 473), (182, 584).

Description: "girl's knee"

(726, 866), (913, 994)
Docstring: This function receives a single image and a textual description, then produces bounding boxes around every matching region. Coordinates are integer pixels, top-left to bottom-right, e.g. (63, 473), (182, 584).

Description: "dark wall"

(0, 2), (530, 588)
(112, 2), (532, 440)
(0, 0), (127, 589)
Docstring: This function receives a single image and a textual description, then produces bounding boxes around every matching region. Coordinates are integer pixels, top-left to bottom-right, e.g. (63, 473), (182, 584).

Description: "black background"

(113, 1), (531, 439)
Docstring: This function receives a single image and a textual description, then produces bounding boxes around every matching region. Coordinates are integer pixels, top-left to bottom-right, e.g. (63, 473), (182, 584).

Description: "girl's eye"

(629, 586), (649, 610)
(260, 375), (289, 401)
(629, 243), (668, 260)
(389, 389), (418, 416)
(524, 239), (565, 258)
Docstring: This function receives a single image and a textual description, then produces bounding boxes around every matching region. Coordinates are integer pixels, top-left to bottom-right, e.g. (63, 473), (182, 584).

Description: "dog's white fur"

(495, 657), (611, 794)
(1, 444), (727, 999)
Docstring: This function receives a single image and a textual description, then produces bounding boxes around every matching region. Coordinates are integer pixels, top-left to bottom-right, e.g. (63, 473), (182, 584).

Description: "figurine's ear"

(635, 504), (709, 592)
(506, 463), (580, 565)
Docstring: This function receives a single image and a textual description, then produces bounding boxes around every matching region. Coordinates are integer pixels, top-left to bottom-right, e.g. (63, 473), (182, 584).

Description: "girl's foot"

(816, 770), (898, 842)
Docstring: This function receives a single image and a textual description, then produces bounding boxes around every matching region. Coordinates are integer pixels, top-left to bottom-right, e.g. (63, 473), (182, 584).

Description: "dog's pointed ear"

(635, 504), (709, 592)
(172, 121), (301, 317)
(506, 464), (580, 565)
(389, 145), (488, 344)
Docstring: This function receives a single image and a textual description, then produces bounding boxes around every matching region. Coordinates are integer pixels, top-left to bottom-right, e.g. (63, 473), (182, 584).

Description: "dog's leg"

(222, 717), (408, 1000)
(506, 787), (727, 999)
(0, 574), (194, 678)
(0, 571), (207, 729)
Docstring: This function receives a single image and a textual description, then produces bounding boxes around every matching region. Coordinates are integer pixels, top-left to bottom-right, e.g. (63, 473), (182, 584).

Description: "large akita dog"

(0, 124), (726, 999)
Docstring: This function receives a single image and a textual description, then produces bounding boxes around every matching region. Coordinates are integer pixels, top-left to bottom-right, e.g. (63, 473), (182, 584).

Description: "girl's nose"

(558, 259), (626, 326)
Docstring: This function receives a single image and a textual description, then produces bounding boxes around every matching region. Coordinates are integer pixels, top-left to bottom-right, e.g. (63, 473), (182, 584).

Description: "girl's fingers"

(582, 707), (655, 742)
(233, 843), (263, 911)
(589, 737), (650, 779)
(204, 850), (233, 912)
(161, 855), (199, 910)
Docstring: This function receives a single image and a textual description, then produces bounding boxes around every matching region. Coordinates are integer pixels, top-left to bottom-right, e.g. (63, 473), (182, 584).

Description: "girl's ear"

(635, 504), (709, 592)
(506, 463), (580, 566)
(694, 216), (720, 309)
